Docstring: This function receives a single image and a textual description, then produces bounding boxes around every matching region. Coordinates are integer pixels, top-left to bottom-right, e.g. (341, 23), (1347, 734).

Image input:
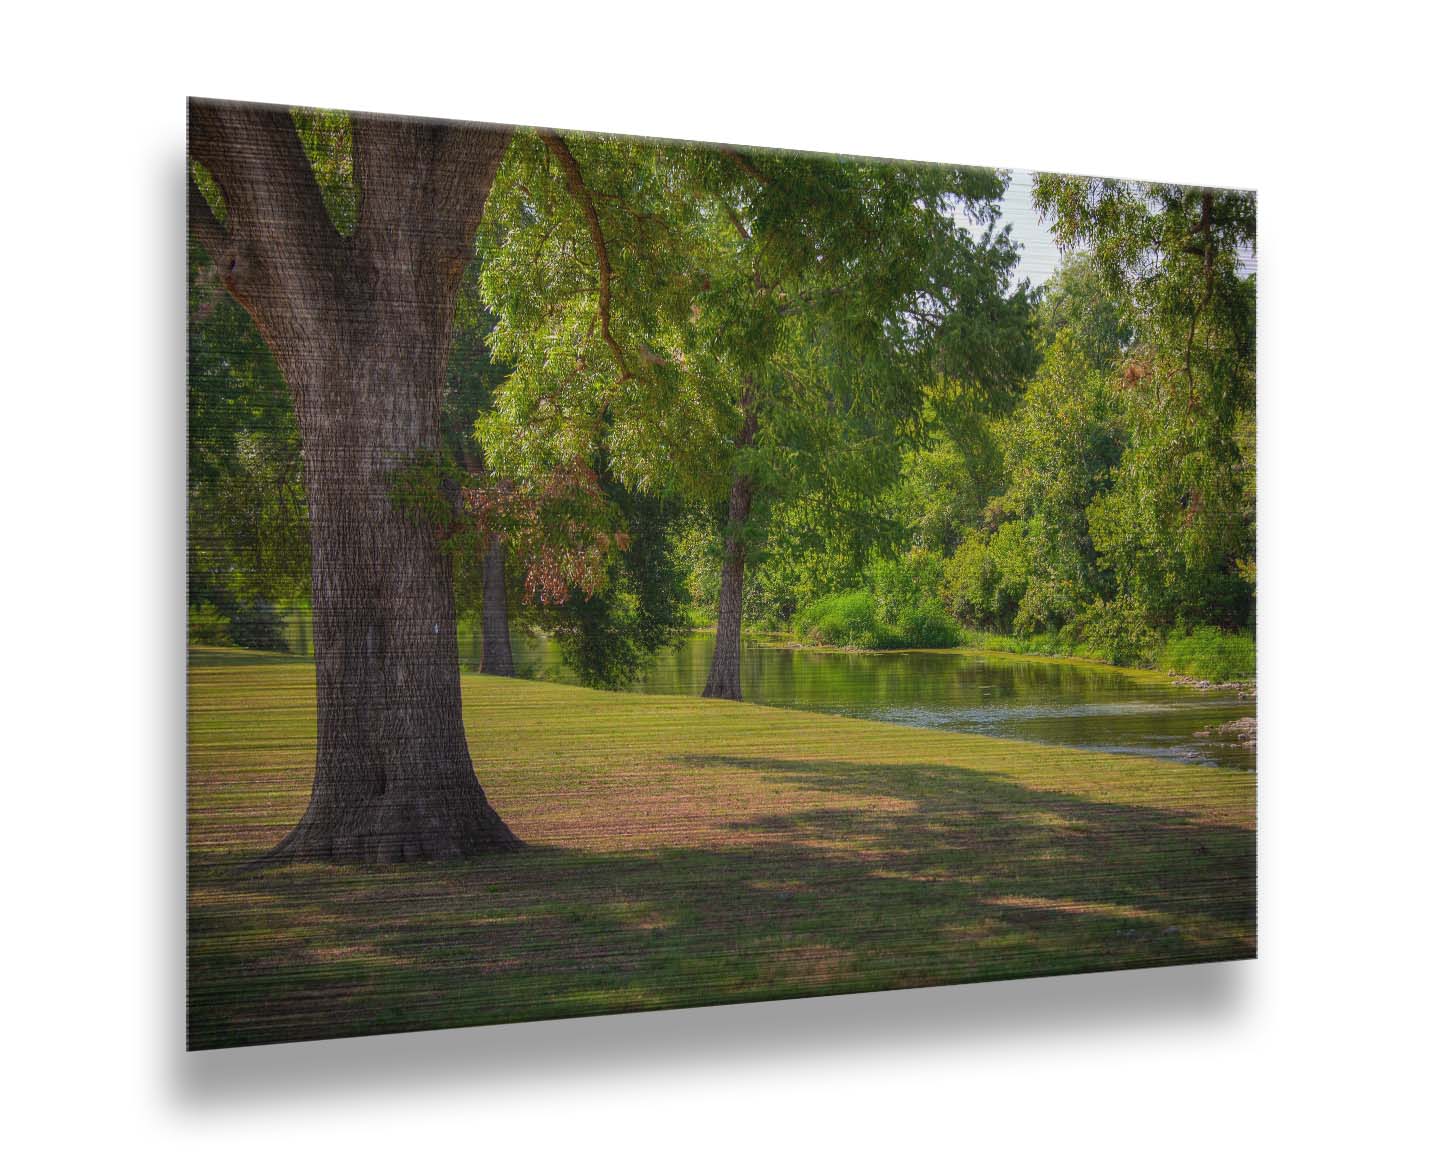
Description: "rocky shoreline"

(1172, 675), (1257, 700)
(1195, 715), (1258, 752)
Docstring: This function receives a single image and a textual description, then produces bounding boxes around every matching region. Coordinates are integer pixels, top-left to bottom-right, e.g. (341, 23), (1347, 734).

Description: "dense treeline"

(189, 121), (1256, 689)
(731, 183), (1257, 680)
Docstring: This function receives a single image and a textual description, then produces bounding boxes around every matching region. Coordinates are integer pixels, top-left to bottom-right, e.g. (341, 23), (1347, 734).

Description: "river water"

(491, 630), (1257, 772)
(279, 613), (1253, 770)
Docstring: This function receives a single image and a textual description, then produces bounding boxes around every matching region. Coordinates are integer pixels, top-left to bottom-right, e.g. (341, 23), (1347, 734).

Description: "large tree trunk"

(480, 534), (515, 676)
(189, 99), (520, 862)
(702, 387), (759, 702)
(271, 326), (520, 862)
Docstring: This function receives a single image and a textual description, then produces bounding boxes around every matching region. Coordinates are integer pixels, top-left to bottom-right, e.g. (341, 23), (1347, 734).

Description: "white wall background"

(2, 3), (1435, 1147)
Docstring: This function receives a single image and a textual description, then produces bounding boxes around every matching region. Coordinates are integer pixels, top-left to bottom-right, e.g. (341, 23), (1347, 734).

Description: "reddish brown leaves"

(461, 460), (619, 605)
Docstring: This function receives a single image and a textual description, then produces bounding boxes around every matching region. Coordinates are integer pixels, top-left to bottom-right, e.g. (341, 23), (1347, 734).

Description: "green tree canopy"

(476, 130), (1035, 695)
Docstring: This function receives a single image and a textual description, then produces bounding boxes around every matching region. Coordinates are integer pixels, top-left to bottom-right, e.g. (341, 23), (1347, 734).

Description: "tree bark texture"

(702, 387), (759, 701)
(480, 534), (515, 676)
(188, 99), (520, 862)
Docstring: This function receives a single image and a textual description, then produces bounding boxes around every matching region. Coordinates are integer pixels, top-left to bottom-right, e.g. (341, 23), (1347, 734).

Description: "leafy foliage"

(793, 550), (961, 650)
(1034, 175), (1257, 631)
(189, 110), (1255, 682)
(793, 590), (886, 649)
(477, 131), (1036, 618)
(291, 107), (357, 235)
(1161, 626), (1256, 682)
(545, 479), (691, 688)
(187, 241), (309, 646)
(784, 182), (1256, 672)
(389, 449), (625, 608)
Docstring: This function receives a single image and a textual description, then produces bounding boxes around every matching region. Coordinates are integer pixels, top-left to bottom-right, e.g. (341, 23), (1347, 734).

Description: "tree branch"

(434, 121), (514, 229)
(719, 145), (770, 187)
(721, 200), (751, 241)
(187, 170), (228, 267)
(536, 129), (631, 381)
(188, 100), (338, 248)
(349, 112), (512, 297)
(775, 284), (848, 317)
(429, 121), (515, 288)
(187, 98), (344, 307)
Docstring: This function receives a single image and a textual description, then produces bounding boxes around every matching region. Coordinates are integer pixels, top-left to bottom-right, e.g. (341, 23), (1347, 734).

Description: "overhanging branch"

(187, 170), (228, 267)
(536, 129), (631, 381)
(720, 145), (770, 187)
(187, 98), (345, 302)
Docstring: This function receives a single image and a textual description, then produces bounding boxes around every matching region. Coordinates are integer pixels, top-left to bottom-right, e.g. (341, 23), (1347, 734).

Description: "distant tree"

(439, 270), (520, 676)
(436, 252), (695, 685)
(994, 325), (1127, 633)
(1034, 177), (1257, 629)
(479, 132), (1034, 698)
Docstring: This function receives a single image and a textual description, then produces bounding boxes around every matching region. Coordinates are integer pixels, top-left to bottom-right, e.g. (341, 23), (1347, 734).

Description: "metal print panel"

(186, 98), (1256, 1049)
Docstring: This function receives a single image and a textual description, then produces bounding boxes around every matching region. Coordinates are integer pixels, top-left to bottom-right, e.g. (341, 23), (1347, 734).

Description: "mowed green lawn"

(187, 647), (1256, 1049)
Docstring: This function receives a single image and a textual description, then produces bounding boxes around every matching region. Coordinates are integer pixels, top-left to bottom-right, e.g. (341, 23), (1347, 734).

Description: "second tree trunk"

(480, 534), (515, 676)
(702, 474), (751, 701)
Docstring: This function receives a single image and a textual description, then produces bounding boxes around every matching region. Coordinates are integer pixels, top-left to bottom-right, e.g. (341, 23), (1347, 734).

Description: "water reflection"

(280, 613), (1255, 771)
(511, 632), (1257, 772)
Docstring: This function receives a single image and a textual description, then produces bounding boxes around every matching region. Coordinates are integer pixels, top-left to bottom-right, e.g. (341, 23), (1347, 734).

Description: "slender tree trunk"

(703, 386), (759, 701)
(189, 100), (520, 862)
(702, 480), (751, 700)
(480, 534), (515, 676)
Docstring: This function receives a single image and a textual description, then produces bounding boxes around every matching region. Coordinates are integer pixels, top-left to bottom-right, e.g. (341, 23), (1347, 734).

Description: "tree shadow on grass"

(186, 754), (1253, 1050)
(777, 756), (1246, 931)
(702, 753), (1255, 919)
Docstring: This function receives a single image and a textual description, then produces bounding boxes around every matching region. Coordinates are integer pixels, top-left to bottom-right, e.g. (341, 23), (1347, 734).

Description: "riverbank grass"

(945, 625), (1256, 681)
(188, 647), (1255, 1049)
